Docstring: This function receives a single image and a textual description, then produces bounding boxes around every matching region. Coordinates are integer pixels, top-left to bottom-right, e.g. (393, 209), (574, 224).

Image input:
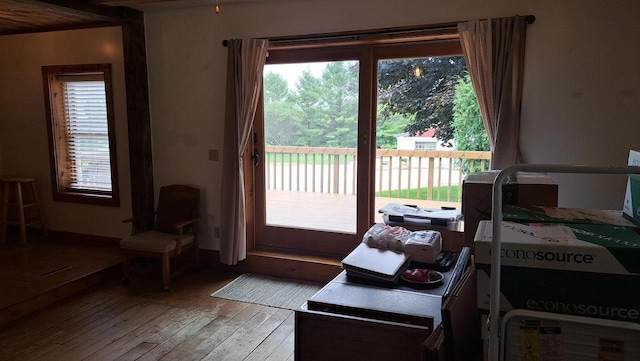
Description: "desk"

(295, 269), (454, 361)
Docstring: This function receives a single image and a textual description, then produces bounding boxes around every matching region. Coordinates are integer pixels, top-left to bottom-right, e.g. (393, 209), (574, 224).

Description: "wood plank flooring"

(0, 261), (295, 361)
(0, 232), (124, 326)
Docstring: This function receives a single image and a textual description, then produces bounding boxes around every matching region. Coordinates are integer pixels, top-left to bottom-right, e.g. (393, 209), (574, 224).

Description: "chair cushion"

(120, 230), (195, 253)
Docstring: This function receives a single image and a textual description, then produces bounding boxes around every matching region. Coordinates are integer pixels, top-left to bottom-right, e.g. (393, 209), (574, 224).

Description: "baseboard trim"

(200, 249), (342, 284)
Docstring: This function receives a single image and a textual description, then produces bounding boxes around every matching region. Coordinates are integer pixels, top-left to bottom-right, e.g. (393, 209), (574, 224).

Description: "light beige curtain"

(458, 16), (527, 169)
(220, 39), (269, 265)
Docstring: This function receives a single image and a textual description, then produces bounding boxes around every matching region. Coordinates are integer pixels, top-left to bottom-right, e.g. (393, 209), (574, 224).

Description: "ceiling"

(0, 0), (192, 35)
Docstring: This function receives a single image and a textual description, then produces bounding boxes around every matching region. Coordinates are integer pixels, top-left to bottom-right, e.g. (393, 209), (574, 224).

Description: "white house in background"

(396, 128), (453, 151)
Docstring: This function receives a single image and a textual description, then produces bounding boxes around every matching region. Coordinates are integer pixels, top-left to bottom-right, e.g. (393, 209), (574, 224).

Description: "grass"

(376, 185), (460, 202)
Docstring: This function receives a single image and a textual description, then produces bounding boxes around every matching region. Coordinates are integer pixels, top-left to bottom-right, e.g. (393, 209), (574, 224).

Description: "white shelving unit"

(487, 164), (640, 361)
(500, 310), (640, 360)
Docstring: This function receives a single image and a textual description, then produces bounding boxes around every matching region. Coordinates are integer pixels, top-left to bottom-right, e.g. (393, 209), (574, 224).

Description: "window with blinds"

(62, 79), (112, 192)
(42, 64), (119, 206)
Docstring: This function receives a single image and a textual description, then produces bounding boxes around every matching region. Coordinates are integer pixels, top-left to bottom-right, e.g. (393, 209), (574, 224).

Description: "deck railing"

(265, 146), (491, 202)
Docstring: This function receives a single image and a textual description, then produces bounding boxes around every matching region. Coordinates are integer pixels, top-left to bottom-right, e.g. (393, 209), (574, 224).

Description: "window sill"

(53, 191), (119, 207)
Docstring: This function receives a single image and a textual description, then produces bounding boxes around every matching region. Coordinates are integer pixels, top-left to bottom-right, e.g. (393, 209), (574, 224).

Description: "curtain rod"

(221, 15), (535, 47)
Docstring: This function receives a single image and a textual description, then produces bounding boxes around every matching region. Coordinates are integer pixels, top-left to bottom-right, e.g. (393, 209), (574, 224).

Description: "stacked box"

(462, 171), (558, 246)
(502, 204), (637, 227)
(474, 220), (640, 324)
(623, 149), (640, 226)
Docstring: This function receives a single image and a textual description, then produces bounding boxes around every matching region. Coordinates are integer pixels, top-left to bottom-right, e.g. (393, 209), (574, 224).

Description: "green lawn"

(375, 185), (460, 202)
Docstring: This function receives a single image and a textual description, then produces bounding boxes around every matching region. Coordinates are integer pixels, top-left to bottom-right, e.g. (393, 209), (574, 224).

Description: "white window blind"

(62, 80), (113, 192)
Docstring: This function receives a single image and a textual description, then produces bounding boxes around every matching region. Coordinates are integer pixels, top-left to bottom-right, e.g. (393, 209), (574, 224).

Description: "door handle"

(253, 150), (260, 166)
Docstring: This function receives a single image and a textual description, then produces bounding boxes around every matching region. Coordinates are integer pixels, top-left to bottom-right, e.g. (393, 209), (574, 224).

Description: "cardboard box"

(623, 149), (640, 226)
(474, 220), (640, 324)
(503, 205), (637, 227)
(462, 171), (558, 246)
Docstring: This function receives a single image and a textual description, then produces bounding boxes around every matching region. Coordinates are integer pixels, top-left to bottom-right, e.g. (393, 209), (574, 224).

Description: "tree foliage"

(263, 72), (303, 145)
(294, 70), (324, 147)
(452, 74), (489, 152)
(263, 57), (477, 150)
(318, 62), (359, 147)
(376, 113), (409, 149)
(452, 74), (489, 172)
(377, 57), (467, 145)
(264, 62), (359, 148)
(263, 72), (290, 103)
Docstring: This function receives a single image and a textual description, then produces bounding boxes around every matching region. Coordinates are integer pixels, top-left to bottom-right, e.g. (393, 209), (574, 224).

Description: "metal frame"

(500, 309), (640, 360)
(487, 164), (640, 361)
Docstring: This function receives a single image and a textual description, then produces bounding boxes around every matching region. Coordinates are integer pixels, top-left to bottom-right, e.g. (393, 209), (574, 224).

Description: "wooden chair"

(120, 184), (200, 291)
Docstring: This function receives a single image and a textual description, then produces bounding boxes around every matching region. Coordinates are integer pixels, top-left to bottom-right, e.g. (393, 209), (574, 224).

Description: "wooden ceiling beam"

(0, 0), (142, 35)
(94, 0), (186, 6)
(27, 0), (144, 22)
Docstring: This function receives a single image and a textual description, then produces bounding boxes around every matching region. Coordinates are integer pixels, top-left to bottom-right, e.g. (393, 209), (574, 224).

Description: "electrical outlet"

(209, 149), (219, 161)
(214, 226), (221, 238)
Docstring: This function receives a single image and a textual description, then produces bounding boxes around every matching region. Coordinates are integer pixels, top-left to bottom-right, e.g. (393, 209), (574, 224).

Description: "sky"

(264, 62), (329, 90)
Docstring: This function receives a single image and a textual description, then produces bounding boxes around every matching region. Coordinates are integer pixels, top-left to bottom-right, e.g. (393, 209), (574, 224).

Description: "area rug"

(211, 273), (323, 310)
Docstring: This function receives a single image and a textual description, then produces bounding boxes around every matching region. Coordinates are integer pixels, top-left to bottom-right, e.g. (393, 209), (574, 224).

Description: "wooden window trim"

(266, 24), (459, 50)
(42, 63), (120, 207)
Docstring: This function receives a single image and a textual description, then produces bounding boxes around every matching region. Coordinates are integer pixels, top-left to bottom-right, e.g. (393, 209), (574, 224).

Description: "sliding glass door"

(251, 40), (466, 257)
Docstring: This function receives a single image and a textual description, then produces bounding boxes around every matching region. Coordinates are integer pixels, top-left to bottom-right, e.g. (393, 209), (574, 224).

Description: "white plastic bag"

(362, 223), (410, 252)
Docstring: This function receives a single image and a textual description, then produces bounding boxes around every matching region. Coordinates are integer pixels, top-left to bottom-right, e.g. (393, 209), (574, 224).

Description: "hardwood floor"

(0, 232), (124, 326)
(0, 234), (296, 361)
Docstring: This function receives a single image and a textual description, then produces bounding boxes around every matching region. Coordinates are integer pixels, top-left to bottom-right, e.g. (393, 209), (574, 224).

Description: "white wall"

(519, 0), (640, 209)
(142, 0), (640, 249)
(0, 27), (132, 238)
(2, 0), (638, 248)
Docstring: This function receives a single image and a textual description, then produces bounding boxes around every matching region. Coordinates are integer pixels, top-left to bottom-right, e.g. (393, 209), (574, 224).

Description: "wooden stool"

(0, 177), (48, 243)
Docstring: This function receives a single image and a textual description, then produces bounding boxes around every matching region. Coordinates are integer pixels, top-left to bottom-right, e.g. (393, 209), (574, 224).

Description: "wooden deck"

(266, 189), (460, 233)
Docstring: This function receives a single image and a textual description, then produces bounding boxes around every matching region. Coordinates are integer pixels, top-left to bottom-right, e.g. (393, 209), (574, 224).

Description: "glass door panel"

(375, 56), (466, 223)
(262, 61), (359, 234)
